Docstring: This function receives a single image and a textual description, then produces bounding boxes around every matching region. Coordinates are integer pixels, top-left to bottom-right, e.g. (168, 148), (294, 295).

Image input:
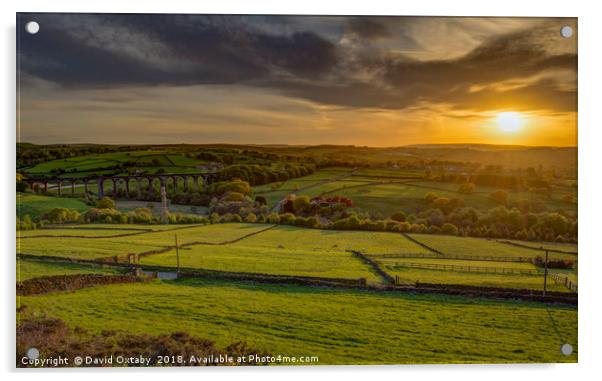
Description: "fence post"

(543, 250), (549, 296)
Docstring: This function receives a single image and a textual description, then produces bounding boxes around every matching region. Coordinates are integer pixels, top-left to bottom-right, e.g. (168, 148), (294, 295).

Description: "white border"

(3, 1), (601, 380)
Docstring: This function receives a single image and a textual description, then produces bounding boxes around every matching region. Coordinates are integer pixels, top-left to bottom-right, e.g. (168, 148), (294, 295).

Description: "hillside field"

(17, 278), (577, 364)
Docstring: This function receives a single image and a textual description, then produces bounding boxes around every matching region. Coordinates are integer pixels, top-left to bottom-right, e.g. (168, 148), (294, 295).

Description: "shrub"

(267, 212), (280, 224)
(96, 196), (115, 209)
(425, 192), (439, 203)
(222, 192), (246, 202)
(440, 223), (458, 235)
(46, 208), (81, 224)
(532, 256), (574, 269)
(207, 179), (251, 196)
(292, 195), (311, 214)
(279, 213), (296, 224)
(391, 211), (406, 222)
(245, 213), (258, 223)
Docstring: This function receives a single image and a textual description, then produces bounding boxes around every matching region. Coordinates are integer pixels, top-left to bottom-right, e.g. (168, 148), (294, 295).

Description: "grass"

(252, 167), (354, 206)
(409, 234), (576, 261)
(18, 227), (150, 238)
(17, 193), (91, 219)
(142, 245), (382, 282)
(329, 182), (496, 216)
(376, 257), (538, 270)
(17, 278), (577, 364)
(502, 240), (578, 254)
(115, 200), (208, 216)
(383, 266), (568, 291)
(17, 258), (124, 281)
(17, 223), (272, 259)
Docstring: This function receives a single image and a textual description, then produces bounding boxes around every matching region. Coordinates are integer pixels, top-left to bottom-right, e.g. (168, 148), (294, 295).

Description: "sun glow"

(496, 112), (525, 133)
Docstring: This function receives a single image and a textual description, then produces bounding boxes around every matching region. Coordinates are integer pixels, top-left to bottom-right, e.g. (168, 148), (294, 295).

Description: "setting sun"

(497, 112), (525, 133)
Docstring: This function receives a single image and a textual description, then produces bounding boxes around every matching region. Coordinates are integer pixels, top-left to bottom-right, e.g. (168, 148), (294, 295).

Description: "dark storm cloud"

(18, 13), (337, 87)
(17, 14), (576, 112)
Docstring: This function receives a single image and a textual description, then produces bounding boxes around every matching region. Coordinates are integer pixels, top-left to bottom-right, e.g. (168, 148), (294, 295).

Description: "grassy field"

(376, 257), (538, 270)
(251, 167), (354, 206)
(17, 223), (271, 259)
(17, 258), (124, 281)
(18, 223), (577, 290)
(142, 245), (382, 282)
(17, 278), (577, 364)
(17, 193), (91, 219)
(115, 200), (208, 216)
(321, 181), (496, 216)
(24, 151), (208, 178)
(502, 240), (578, 254)
(249, 167), (576, 216)
(137, 225), (425, 282)
(382, 266), (567, 291)
(408, 234), (576, 261)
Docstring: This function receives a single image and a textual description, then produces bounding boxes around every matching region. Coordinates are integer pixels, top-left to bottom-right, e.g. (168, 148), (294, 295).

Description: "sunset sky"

(17, 14), (577, 147)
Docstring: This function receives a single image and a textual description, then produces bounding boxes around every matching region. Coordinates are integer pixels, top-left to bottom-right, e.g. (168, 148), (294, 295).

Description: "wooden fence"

(550, 272), (578, 293)
(387, 261), (538, 275)
(369, 252), (533, 263)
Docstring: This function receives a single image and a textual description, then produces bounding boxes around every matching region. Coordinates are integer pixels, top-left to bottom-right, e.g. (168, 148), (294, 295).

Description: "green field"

(17, 223), (270, 259)
(376, 256), (538, 270)
(408, 234), (576, 261)
(382, 265), (567, 291)
(139, 226), (410, 282)
(17, 258), (124, 281)
(251, 167), (355, 206)
(502, 240), (578, 254)
(17, 223), (577, 292)
(17, 193), (91, 219)
(18, 278), (577, 364)
(24, 151), (208, 178)
(142, 245), (382, 282)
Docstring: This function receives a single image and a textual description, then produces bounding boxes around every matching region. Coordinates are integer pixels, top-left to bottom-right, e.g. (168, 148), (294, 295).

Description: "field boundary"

(349, 250), (394, 284)
(386, 261), (538, 275)
(104, 224), (278, 262)
(17, 223), (211, 239)
(401, 233), (444, 255)
(496, 240), (578, 256)
(17, 274), (146, 295)
(369, 252), (533, 263)
(17, 254), (577, 305)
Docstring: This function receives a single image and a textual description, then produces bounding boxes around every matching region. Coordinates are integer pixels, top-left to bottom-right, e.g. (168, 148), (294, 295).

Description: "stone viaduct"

(26, 173), (217, 199)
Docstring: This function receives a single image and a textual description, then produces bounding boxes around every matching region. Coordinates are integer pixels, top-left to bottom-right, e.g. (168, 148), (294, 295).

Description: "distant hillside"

(402, 145), (576, 172)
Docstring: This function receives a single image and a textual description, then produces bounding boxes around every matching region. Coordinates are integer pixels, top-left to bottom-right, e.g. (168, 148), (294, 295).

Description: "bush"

(96, 196), (115, 209)
(391, 211), (406, 222)
(292, 196), (311, 214)
(222, 192), (246, 202)
(266, 213), (280, 224)
(532, 256), (574, 269)
(279, 213), (296, 224)
(245, 213), (258, 223)
(46, 208), (81, 224)
(440, 223), (459, 235)
(84, 208), (121, 223)
(207, 179), (251, 196)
